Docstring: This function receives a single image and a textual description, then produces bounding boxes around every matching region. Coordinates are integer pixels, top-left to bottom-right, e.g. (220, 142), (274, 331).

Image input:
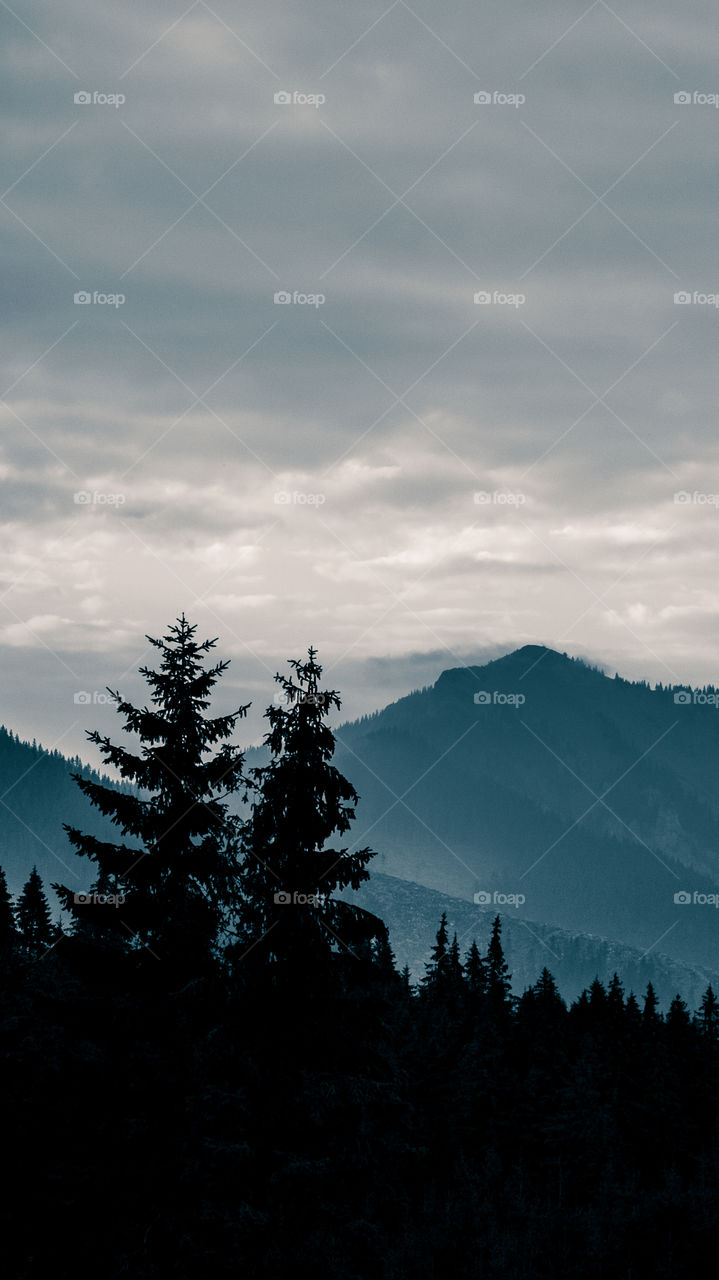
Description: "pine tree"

(464, 939), (486, 1004)
(422, 912), (449, 991)
(698, 985), (719, 1041)
(485, 915), (512, 1016)
(235, 647), (386, 974)
(16, 866), (54, 958)
(54, 616), (249, 972)
(447, 932), (463, 984)
(400, 964), (413, 996)
(0, 865), (18, 958)
(642, 982), (660, 1029)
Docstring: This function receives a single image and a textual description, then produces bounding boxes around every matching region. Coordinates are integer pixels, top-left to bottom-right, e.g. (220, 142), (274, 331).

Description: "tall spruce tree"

(16, 866), (54, 958)
(698, 985), (719, 1041)
(54, 616), (249, 971)
(485, 915), (512, 1015)
(422, 911), (449, 992)
(235, 647), (386, 973)
(464, 939), (486, 1005)
(0, 865), (18, 958)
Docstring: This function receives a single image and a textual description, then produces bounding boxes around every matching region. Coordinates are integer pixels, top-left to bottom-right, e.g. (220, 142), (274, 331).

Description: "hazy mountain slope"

(0, 726), (132, 903)
(343, 871), (719, 1011)
(331, 647), (719, 971)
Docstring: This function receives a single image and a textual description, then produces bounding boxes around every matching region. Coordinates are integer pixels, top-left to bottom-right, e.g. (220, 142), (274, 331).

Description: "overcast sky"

(2, 0), (719, 760)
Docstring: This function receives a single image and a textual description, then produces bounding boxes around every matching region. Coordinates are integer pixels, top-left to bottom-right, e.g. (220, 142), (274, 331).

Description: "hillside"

(331, 646), (719, 972)
(0, 726), (132, 904)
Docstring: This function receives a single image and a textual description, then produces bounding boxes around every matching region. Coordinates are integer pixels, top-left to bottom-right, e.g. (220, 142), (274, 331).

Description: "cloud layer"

(2, 0), (719, 757)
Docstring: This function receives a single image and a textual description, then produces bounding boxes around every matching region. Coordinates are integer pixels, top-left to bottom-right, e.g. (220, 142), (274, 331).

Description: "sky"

(2, 0), (719, 761)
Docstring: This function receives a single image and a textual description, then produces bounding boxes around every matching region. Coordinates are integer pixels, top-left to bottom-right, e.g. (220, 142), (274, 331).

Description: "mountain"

(0, 726), (129, 903)
(341, 871), (719, 1010)
(331, 646), (719, 973)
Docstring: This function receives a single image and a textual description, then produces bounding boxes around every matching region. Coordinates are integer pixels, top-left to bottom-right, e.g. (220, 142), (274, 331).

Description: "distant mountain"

(331, 646), (719, 973)
(5, 644), (719, 991)
(0, 726), (130, 904)
(341, 871), (719, 1010)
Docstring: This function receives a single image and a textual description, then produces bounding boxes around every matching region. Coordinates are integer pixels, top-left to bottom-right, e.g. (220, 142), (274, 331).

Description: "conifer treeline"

(3, 616), (719, 1278)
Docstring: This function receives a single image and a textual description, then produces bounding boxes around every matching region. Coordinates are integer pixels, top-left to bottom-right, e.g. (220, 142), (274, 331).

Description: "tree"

(463, 939), (486, 1005)
(485, 915), (512, 1015)
(235, 647), (386, 975)
(16, 866), (54, 958)
(422, 911), (449, 992)
(54, 615), (249, 973)
(698, 985), (719, 1041)
(0, 865), (18, 958)
(642, 982), (661, 1030)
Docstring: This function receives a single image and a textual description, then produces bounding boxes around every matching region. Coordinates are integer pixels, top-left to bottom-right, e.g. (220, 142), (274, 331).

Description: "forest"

(2, 617), (719, 1278)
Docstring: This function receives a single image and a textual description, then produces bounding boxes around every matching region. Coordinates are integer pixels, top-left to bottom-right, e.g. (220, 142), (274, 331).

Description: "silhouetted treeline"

(2, 619), (719, 1278)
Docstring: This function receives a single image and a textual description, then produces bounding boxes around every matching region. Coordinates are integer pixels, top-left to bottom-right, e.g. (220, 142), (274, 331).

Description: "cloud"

(1, 0), (718, 758)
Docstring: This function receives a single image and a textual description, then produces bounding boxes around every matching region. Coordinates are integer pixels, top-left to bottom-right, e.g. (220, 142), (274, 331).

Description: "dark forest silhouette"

(2, 618), (719, 1278)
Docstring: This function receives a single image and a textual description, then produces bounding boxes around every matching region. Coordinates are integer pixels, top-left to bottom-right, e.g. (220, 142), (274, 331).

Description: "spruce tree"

(485, 915), (512, 1015)
(235, 647), (386, 973)
(54, 616), (249, 971)
(698, 985), (719, 1041)
(16, 866), (54, 958)
(464, 939), (486, 1004)
(642, 982), (660, 1029)
(0, 865), (18, 958)
(422, 911), (449, 992)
